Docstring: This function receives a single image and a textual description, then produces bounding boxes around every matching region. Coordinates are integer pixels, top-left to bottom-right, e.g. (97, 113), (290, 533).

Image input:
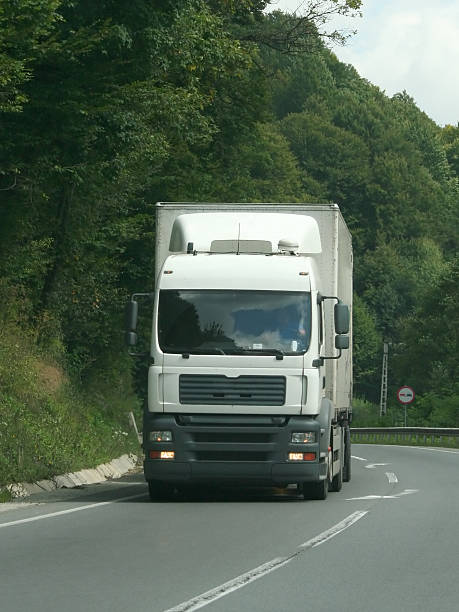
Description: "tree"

(396, 256), (459, 397)
(242, 1), (362, 53)
(279, 110), (371, 233)
(0, 0), (260, 379)
(1, 0), (457, 424)
(440, 124), (459, 178)
(0, 0), (62, 113)
(352, 293), (382, 401)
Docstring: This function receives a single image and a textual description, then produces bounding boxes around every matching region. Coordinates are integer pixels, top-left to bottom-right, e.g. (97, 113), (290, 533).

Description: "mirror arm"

(132, 292), (154, 301)
(128, 350), (151, 359)
(313, 350), (342, 367)
(317, 293), (340, 305)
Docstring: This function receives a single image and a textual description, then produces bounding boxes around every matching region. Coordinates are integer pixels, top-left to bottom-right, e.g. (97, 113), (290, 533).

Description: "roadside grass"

(0, 489), (13, 503)
(351, 397), (459, 448)
(0, 320), (141, 493)
(351, 433), (459, 449)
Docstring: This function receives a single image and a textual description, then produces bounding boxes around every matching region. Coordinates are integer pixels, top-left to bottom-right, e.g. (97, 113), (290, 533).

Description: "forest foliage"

(0, 0), (458, 484)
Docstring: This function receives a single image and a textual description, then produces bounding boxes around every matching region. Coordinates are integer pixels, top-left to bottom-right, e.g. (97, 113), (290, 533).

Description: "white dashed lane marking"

(162, 511), (368, 612)
(346, 489), (419, 501)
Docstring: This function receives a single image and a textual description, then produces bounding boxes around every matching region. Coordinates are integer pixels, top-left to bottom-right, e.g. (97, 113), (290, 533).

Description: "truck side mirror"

(125, 299), (138, 347)
(125, 299), (138, 332)
(335, 335), (349, 350)
(334, 302), (350, 335)
(125, 331), (138, 347)
(124, 292), (153, 355)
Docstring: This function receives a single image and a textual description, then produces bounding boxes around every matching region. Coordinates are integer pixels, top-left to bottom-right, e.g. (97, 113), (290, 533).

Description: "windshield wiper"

(182, 347), (227, 356)
(170, 347), (288, 359)
(228, 347), (285, 360)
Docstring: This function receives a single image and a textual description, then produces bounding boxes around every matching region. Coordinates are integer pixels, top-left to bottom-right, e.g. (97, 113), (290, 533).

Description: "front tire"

(148, 480), (174, 502)
(301, 478), (328, 500)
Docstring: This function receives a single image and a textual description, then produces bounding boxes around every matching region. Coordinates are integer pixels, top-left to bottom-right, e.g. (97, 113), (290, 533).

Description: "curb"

(3, 453), (140, 499)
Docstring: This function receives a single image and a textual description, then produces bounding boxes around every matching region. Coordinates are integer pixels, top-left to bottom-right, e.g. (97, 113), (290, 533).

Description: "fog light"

(291, 432), (316, 444)
(150, 430), (173, 442)
(288, 452), (316, 461)
(289, 453), (304, 461)
(149, 450), (175, 460)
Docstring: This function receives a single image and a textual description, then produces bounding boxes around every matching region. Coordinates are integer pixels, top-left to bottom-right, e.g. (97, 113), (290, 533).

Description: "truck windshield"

(158, 290), (311, 355)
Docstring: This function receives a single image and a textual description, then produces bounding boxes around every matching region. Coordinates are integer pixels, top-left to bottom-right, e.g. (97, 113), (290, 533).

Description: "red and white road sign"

(397, 386), (415, 404)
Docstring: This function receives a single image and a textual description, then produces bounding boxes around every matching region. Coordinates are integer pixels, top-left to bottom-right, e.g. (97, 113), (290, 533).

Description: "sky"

(265, 0), (459, 126)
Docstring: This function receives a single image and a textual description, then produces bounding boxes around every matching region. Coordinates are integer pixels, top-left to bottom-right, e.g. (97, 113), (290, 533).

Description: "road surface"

(1, 444), (458, 611)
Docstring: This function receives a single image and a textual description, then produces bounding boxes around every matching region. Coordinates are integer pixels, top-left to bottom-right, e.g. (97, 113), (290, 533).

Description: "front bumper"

(143, 413), (326, 486)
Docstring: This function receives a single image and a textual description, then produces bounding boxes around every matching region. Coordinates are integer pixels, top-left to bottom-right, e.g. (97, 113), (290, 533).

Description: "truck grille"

(191, 432), (273, 443)
(179, 375), (286, 406)
(194, 451), (268, 461)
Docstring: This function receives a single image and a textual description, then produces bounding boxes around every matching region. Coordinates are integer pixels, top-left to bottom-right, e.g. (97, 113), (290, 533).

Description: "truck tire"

(329, 430), (343, 492)
(301, 478), (328, 500)
(329, 457), (343, 492)
(148, 480), (174, 502)
(343, 425), (351, 483)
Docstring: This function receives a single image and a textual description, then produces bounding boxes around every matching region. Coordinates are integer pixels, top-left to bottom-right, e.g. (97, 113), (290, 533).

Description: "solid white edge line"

(0, 493), (146, 529)
(163, 510), (368, 612)
(385, 472), (398, 484)
(362, 444), (459, 455)
(398, 446), (459, 455)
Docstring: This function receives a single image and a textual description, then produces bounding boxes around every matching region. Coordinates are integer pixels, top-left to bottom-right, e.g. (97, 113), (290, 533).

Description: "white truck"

(126, 202), (352, 500)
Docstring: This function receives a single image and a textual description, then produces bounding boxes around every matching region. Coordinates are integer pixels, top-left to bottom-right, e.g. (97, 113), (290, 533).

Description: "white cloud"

(265, 0), (459, 126)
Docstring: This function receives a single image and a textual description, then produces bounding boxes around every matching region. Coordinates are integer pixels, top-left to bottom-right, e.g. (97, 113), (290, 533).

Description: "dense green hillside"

(1, 1), (458, 488)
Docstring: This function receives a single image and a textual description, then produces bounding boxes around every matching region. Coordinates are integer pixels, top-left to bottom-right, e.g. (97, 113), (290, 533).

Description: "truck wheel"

(148, 480), (174, 502)
(329, 434), (343, 492)
(329, 460), (343, 492)
(301, 478), (328, 500)
(343, 425), (351, 483)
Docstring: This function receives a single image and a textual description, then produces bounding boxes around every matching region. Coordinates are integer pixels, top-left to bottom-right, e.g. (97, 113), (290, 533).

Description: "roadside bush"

(0, 314), (140, 488)
(351, 397), (382, 427)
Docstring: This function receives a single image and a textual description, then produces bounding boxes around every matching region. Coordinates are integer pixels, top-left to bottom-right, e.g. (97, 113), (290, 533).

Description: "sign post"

(397, 386), (415, 427)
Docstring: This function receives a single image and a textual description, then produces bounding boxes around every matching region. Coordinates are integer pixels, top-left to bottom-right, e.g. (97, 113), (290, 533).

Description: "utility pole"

(379, 342), (389, 417)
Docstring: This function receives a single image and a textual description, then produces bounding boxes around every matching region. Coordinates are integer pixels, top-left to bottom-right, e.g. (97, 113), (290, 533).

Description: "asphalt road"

(1, 444), (458, 612)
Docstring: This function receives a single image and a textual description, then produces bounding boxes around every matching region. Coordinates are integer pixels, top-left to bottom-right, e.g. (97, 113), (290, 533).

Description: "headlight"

(291, 432), (316, 444)
(150, 430), (173, 442)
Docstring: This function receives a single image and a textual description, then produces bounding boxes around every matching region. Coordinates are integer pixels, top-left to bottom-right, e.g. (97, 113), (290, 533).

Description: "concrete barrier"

(4, 453), (140, 499)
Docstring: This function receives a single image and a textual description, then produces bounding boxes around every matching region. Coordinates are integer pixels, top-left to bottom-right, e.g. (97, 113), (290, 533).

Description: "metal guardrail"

(351, 427), (459, 447)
